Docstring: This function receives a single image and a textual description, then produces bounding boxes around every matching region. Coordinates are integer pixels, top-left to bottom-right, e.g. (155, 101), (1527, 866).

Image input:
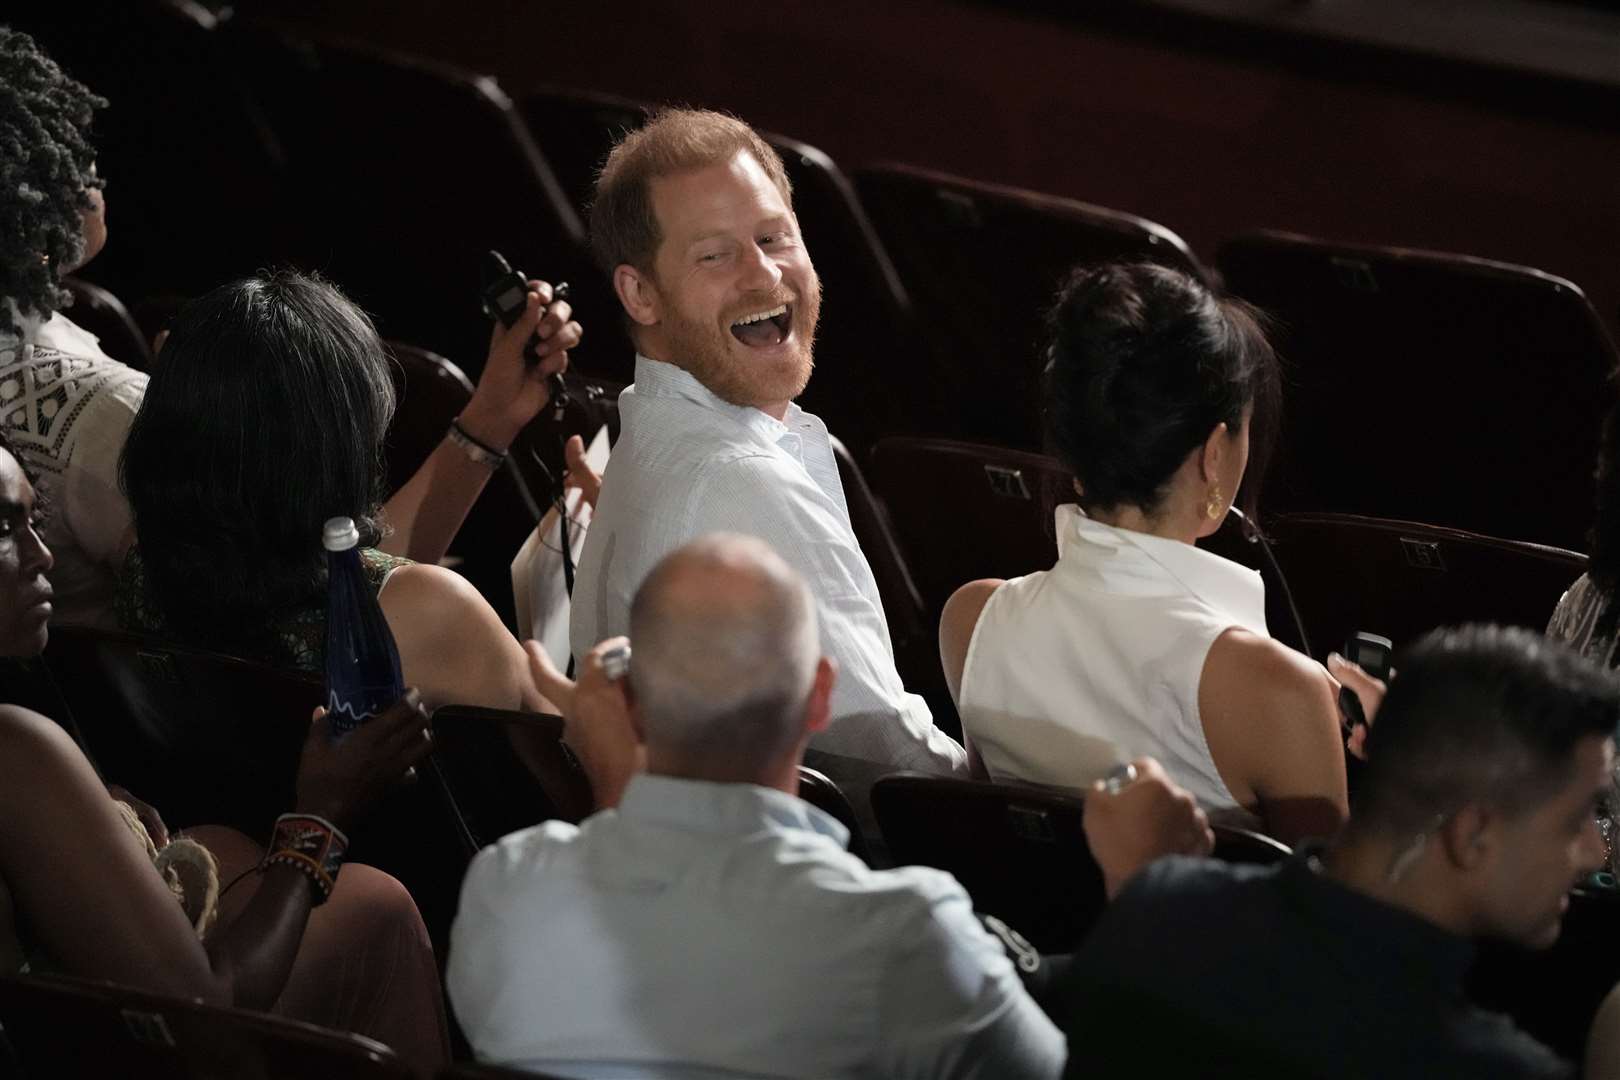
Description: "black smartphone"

(1338, 631), (1393, 733)
(479, 249), (570, 416)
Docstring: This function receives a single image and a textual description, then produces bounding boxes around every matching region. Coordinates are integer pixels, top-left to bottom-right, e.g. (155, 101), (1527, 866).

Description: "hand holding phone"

(480, 249), (572, 420)
(1332, 631), (1392, 736)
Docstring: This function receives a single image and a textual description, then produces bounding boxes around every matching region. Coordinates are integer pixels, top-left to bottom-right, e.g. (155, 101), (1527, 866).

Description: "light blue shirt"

(447, 774), (1066, 1079)
(572, 355), (965, 774)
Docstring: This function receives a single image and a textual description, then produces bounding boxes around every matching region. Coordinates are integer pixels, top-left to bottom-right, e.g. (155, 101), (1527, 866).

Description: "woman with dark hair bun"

(940, 262), (1348, 845)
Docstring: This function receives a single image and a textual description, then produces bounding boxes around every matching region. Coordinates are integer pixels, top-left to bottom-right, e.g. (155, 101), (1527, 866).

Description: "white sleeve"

(697, 453), (966, 774)
(62, 373), (145, 566)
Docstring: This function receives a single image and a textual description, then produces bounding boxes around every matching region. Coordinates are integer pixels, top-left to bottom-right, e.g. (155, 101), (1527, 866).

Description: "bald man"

(448, 533), (1212, 1079)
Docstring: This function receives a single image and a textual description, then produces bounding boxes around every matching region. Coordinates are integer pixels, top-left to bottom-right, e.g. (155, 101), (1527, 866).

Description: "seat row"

(25, 4), (1618, 553)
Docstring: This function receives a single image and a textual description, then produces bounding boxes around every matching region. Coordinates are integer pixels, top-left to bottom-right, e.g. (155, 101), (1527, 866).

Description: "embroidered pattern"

(0, 337), (144, 480)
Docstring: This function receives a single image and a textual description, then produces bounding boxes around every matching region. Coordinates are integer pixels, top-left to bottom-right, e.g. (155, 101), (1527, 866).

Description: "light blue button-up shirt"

(572, 355), (965, 774)
(447, 774), (1066, 1078)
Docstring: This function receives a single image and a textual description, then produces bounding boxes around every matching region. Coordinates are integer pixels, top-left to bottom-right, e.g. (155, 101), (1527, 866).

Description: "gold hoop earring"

(1205, 485), (1224, 520)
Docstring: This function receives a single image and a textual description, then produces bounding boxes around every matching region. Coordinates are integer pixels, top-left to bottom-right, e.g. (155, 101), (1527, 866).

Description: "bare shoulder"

(380, 563), (530, 711)
(378, 560), (485, 608)
(0, 704), (78, 762)
(1205, 628), (1337, 713)
(940, 579), (1006, 701)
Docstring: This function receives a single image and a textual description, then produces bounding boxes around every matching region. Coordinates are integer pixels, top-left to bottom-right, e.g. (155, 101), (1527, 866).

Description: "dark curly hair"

(0, 27), (106, 335)
(1043, 261), (1279, 520)
(120, 269), (396, 661)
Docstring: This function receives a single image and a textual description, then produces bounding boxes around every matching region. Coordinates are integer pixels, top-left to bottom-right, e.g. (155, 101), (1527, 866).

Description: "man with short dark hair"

(571, 107), (966, 774)
(1051, 625), (1613, 1078)
(450, 532), (1214, 1078)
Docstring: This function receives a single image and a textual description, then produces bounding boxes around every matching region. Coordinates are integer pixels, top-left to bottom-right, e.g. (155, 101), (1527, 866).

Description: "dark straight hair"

(120, 269), (396, 655)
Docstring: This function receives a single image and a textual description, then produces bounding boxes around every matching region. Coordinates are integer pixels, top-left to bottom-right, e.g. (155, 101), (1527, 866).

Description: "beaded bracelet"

(447, 418), (509, 470)
(262, 813), (350, 904)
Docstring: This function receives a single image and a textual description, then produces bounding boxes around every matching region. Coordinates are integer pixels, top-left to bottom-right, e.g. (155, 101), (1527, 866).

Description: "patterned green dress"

(114, 545), (410, 672)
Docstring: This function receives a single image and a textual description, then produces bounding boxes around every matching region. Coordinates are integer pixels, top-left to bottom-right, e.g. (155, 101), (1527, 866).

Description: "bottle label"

(326, 687), (394, 735)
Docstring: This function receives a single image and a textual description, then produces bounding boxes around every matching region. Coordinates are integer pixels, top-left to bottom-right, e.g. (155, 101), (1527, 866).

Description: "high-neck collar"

(1056, 503), (1268, 635)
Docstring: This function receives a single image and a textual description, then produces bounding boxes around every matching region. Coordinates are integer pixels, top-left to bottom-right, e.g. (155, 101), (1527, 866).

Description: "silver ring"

(600, 643), (631, 681)
(1101, 762), (1138, 795)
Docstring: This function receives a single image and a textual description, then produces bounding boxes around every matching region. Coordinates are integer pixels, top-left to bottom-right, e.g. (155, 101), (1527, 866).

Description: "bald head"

(629, 534), (821, 772)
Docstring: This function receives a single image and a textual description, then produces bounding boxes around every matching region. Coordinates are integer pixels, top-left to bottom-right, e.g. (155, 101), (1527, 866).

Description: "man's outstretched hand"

(1084, 757), (1213, 900)
(524, 637), (644, 809)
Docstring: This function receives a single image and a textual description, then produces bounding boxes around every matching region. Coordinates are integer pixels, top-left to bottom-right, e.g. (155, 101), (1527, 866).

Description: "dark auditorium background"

(229, 0), (1620, 353)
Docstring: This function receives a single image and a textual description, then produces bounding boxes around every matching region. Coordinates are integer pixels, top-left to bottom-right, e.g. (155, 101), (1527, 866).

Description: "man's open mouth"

(729, 304), (793, 347)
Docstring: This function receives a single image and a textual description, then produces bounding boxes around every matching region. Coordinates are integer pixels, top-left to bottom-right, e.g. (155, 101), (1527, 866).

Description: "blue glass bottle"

(323, 516), (404, 734)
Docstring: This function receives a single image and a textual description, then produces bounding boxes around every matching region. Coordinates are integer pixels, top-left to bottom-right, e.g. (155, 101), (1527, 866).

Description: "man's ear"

(1438, 804), (1495, 872)
(613, 264), (661, 328)
(803, 657), (837, 737)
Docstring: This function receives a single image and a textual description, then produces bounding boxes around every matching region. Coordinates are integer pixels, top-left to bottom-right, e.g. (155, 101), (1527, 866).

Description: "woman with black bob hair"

(940, 262), (1347, 845)
(118, 269), (550, 713)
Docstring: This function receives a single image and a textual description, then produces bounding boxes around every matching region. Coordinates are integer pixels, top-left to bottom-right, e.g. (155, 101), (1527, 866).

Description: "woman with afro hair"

(0, 25), (143, 628)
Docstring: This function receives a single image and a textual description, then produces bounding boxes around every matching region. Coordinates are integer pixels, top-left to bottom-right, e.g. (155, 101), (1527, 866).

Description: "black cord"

(1228, 507), (1313, 659)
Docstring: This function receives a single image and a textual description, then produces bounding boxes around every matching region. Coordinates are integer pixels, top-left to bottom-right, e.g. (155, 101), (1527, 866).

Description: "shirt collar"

(1279, 845), (1476, 992)
(616, 772), (851, 849)
(1056, 503), (1268, 636)
(630, 353), (813, 457)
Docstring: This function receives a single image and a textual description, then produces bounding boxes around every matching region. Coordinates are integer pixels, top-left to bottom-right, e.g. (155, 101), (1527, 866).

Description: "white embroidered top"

(0, 311), (147, 628)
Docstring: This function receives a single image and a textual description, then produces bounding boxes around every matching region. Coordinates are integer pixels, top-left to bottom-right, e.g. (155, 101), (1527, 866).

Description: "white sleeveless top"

(959, 504), (1270, 814)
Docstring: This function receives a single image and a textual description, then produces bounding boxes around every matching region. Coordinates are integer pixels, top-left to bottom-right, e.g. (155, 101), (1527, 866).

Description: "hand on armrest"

(524, 638), (645, 810)
(1084, 757), (1213, 900)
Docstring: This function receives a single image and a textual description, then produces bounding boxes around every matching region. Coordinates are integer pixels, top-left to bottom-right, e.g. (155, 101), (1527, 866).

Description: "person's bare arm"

(1199, 629), (1349, 846)
(939, 579), (1002, 704)
(939, 580), (1002, 778)
(379, 281), (582, 564)
(380, 563), (549, 713)
(0, 700), (431, 1009)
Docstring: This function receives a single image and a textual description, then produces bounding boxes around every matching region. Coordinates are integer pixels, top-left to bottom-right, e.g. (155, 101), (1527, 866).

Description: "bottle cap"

(322, 516), (361, 552)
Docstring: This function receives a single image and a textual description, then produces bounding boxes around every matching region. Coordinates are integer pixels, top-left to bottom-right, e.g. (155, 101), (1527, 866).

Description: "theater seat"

(0, 973), (417, 1080)
(60, 277), (153, 371)
(225, 24), (629, 381)
(1211, 824), (1292, 867)
(41, 625), (319, 837)
(38, 625), (476, 956)
(870, 773), (1106, 952)
(826, 435), (951, 729)
(1265, 512), (1586, 655)
(797, 765), (871, 864)
(1219, 231), (1619, 550)
(431, 705), (594, 848)
(854, 163), (1211, 448)
(868, 436), (1070, 618)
